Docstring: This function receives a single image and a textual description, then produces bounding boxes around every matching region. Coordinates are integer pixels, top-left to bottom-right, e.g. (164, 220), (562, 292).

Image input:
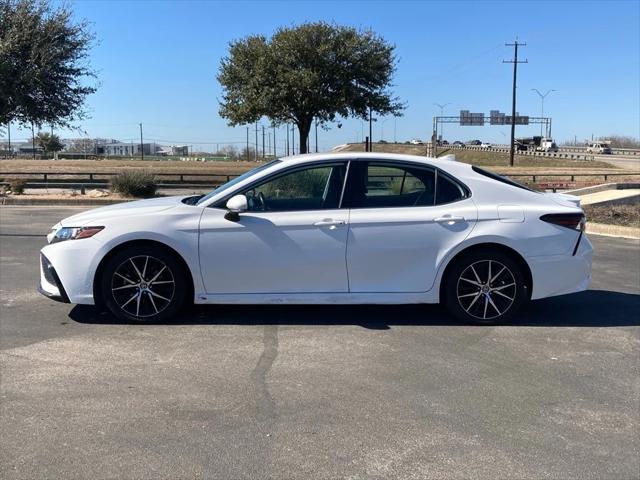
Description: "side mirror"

(224, 194), (247, 221)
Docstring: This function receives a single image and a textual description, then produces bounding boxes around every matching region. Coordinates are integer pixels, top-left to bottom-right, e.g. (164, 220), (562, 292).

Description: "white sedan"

(39, 153), (592, 324)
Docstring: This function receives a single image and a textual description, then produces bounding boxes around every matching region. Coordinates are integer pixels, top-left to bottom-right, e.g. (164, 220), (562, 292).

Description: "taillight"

(540, 213), (585, 231)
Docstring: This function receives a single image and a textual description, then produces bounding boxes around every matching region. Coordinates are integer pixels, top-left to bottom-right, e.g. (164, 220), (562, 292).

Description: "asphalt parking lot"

(1, 206), (639, 479)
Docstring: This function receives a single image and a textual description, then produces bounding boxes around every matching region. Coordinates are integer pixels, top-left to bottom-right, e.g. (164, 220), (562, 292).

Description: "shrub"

(7, 178), (27, 194)
(110, 170), (157, 198)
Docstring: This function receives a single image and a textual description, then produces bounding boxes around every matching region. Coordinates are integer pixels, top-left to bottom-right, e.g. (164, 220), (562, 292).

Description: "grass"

(584, 204), (640, 228)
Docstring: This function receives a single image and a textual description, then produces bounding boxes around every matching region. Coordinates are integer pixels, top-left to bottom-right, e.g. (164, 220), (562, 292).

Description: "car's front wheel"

(100, 245), (187, 322)
(443, 251), (528, 324)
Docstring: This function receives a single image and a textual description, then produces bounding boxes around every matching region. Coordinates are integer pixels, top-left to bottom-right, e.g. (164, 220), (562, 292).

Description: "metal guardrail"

(444, 144), (597, 161)
(557, 146), (640, 156)
(0, 171), (238, 183)
(1, 171), (639, 192)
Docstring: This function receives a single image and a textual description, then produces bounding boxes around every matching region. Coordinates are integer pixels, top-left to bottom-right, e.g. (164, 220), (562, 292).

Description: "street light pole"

(394, 117), (397, 143)
(139, 123), (144, 161)
(531, 89), (555, 137)
(380, 118), (390, 141)
(433, 103), (450, 142)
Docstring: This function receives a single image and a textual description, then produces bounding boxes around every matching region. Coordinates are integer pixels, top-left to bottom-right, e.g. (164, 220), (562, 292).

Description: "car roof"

(277, 152), (475, 178)
(281, 151), (462, 165)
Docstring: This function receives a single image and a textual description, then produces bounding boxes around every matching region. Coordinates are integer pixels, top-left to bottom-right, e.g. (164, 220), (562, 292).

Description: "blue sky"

(7, 0), (640, 152)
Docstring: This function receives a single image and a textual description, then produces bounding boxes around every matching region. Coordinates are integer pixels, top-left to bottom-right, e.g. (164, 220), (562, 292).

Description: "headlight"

(50, 226), (104, 244)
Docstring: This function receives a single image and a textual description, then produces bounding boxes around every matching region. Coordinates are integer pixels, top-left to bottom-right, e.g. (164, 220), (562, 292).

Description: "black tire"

(100, 245), (187, 322)
(443, 250), (528, 325)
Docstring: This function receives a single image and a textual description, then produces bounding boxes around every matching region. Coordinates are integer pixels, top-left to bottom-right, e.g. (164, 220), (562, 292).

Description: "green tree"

(35, 131), (64, 153)
(0, 0), (96, 128)
(217, 22), (404, 154)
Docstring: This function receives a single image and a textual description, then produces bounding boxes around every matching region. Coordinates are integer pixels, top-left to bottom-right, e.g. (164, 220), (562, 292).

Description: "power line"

(503, 38), (527, 167)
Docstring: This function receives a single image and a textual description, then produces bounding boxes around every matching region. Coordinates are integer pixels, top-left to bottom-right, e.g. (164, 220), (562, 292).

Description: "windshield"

(196, 159), (282, 206)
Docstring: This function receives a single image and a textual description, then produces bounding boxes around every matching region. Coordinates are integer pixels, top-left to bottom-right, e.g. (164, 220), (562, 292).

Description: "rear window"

(472, 166), (540, 193)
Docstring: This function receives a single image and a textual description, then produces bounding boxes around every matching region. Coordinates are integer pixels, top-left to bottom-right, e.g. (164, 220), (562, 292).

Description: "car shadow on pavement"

(68, 290), (640, 329)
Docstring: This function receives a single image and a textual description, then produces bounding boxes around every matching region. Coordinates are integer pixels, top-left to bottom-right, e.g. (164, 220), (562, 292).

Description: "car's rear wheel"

(100, 245), (187, 322)
(443, 251), (528, 325)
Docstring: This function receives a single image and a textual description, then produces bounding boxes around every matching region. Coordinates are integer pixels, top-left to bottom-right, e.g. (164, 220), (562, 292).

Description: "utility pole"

(267, 127), (271, 157)
(31, 122), (35, 159)
(7, 122), (10, 157)
(315, 119), (318, 153)
(531, 88), (555, 137)
(139, 123), (144, 161)
(273, 125), (276, 157)
(368, 106), (373, 152)
(254, 122), (258, 161)
(246, 126), (249, 161)
(286, 124), (289, 155)
(261, 125), (265, 159)
(291, 124), (295, 155)
(503, 39), (527, 167)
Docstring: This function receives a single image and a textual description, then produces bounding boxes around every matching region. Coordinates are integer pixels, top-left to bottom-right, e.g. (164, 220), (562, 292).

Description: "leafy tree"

(35, 131), (64, 153)
(218, 22), (403, 154)
(0, 0), (96, 128)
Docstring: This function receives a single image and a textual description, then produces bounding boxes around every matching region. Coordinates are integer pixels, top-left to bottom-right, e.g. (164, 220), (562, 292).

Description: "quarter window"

(242, 164), (346, 212)
(436, 173), (467, 204)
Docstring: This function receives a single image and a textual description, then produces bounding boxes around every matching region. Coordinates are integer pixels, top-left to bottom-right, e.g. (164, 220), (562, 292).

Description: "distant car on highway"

(39, 152), (592, 325)
(469, 140), (482, 146)
(409, 139), (424, 145)
(586, 141), (612, 154)
(480, 142), (492, 149)
(453, 141), (465, 147)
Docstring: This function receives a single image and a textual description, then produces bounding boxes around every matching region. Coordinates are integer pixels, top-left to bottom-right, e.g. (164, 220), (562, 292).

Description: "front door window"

(243, 164), (346, 212)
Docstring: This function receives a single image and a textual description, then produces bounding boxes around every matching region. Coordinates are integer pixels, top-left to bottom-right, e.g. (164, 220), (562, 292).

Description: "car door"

(344, 161), (477, 293)
(198, 162), (350, 294)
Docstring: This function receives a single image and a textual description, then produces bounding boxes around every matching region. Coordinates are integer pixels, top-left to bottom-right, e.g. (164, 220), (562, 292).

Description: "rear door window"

(347, 162), (436, 208)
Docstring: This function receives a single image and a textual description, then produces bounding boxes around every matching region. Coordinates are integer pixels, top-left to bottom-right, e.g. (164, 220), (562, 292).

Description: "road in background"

(591, 154), (640, 170)
(1, 206), (639, 479)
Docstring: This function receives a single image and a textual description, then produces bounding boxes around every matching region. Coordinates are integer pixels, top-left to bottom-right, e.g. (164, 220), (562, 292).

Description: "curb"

(586, 222), (640, 240)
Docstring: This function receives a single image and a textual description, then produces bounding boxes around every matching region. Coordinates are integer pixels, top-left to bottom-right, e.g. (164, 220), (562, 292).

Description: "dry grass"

(584, 204), (640, 228)
(0, 158), (263, 175)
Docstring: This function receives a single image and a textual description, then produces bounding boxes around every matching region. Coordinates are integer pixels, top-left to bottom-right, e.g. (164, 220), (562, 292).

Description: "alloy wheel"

(110, 255), (175, 318)
(456, 260), (517, 321)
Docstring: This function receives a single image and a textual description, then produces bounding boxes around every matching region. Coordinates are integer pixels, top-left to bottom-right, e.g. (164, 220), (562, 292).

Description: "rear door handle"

(313, 219), (346, 227)
(434, 215), (465, 224)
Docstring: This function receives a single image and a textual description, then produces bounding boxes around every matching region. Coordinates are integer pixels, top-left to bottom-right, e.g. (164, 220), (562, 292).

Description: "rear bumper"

(38, 253), (70, 303)
(528, 235), (593, 300)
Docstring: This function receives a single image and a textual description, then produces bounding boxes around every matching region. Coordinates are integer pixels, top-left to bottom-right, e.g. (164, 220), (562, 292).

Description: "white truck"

(536, 138), (558, 152)
(516, 136), (558, 152)
(586, 141), (612, 154)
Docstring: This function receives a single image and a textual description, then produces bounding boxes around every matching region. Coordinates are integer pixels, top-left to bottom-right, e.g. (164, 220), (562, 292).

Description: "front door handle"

(313, 219), (346, 227)
(434, 215), (465, 224)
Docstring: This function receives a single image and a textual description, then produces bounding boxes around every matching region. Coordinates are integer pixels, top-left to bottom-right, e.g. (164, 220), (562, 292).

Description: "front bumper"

(38, 253), (70, 303)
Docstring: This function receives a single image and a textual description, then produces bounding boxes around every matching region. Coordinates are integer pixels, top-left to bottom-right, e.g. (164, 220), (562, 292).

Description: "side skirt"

(194, 291), (438, 305)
